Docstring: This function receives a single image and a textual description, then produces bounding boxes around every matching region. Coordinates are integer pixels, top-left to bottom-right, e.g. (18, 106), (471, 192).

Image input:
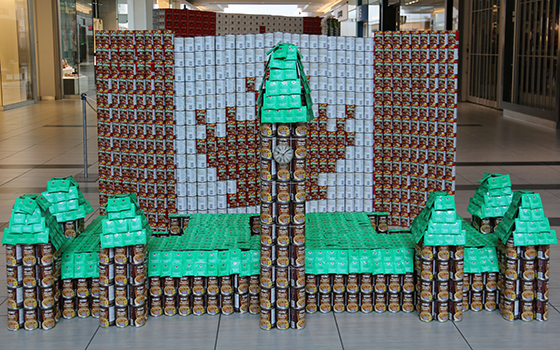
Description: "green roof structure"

(101, 193), (153, 248)
(305, 213), (415, 275)
(257, 42), (314, 123)
(147, 213), (260, 277)
(410, 192), (467, 246)
(2, 194), (67, 249)
(495, 191), (557, 246)
(60, 216), (104, 279)
(38, 176), (93, 223)
(467, 173), (513, 218)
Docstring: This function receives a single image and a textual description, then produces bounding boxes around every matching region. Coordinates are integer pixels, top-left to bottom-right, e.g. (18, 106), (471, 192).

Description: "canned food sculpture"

(494, 191), (557, 322)
(257, 42), (313, 330)
(467, 173), (513, 234)
(99, 193), (152, 328)
(410, 192), (466, 322)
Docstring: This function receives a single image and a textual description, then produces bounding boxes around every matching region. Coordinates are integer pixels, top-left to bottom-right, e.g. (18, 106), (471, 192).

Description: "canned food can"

(333, 275), (346, 293)
(520, 300), (534, 321)
(374, 274), (387, 293)
(23, 287), (37, 309)
(276, 288), (290, 309)
(22, 245), (37, 266)
(98, 264), (114, 286)
(129, 245), (146, 265)
(290, 308), (306, 329)
(207, 295), (220, 315)
(220, 276), (233, 296)
(501, 299), (520, 321)
(387, 292), (401, 313)
(277, 246), (289, 267)
(360, 292), (373, 313)
(360, 273), (373, 293)
(276, 267), (289, 288)
(234, 275), (249, 294)
(319, 274), (333, 293)
(260, 266), (275, 289)
(149, 276), (162, 297)
(418, 301), (433, 322)
(99, 248), (115, 265)
(402, 293), (415, 313)
(115, 285), (128, 307)
(434, 301), (449, 322)
(62, 298), (76, 319)
(319, 292), (332, 313)
(234, 293), (249, 313)
(130, 304), (147, 327)
(22, 266), (37, 288)
(7, 287), (24, 309)
(23, 308), (39, 330)
(260, 307), (276, 330)
(130, 284), (147, 306)
(291, 287), (306, 309)
(535, 299), (548, 321)
(114, 247), (127, 265)
(306, 274), (318, 294)
(149, 296), (163, 317)
(249, 294), (260, 314)
(99, 306), (115, 327)
(5, 244), (22, 267)
(114, 264), (128, 286)
(115, 306), (129, 327)
(7, 308), (24, 331)
(77, 297), (91, 318)
(347, 292), (359, 313)
(291, 266), (306, 289)
(38, 307), (56, 330)
(249, 275), (260, 295)
(129, 263), (146, 286)
(92, 298), (101, 318)
(374, 292), (387, 313)
(164, 295), (177, 316)
(192, 276), (206, 296)
(221, 295), (234, 315)
(306, 293), (318, 313)
(207, 277), (220, 296)
(260, 287), (276, 309)
(192, 295), (206, 316)
(276, 309), (290, 330)
(402, 273), (414, 293)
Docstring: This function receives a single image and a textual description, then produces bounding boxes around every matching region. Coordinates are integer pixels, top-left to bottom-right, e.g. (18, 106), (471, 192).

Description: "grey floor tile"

(87, 314), (220, 350)
(335, 311), (470, 350)
(0, 315), (99, 349)
(215, 312), (342, 350)
(456, 308), (560, 349)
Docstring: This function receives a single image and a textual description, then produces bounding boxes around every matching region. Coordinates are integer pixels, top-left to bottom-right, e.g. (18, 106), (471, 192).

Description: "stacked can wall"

(95, 30), (178, 233)
(173, 31), (458, 227)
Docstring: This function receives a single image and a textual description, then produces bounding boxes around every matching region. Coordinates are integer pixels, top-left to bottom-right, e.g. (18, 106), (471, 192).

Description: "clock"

(273, 144), (294, 164)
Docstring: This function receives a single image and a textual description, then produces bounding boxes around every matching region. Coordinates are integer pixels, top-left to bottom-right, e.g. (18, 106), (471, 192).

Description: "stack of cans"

(99, 245), (148, 328)
(6, 244), (60, 331)
(61, 277), (100, 320)
(148, 274), (260, 317)
(462, 272), (498, 313)
(497, 238), (549, 321)
(259, 122), (307, 330)
(305, 272), (414, 314)
(415, 240), (464, 322)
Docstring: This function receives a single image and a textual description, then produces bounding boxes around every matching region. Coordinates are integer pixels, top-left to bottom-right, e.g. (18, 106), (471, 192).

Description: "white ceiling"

(187, 0), (348, 16)
(184, 0), (447, 17)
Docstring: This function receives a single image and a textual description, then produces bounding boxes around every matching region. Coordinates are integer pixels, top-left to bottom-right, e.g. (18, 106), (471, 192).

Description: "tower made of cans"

(258, 43), (313, 330)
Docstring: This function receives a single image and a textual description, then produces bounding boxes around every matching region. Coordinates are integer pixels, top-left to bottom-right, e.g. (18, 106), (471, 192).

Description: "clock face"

(273, 144), (293, 164)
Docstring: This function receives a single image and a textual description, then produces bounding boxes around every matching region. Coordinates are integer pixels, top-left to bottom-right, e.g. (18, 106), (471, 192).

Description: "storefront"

(0, 0), (37, 109)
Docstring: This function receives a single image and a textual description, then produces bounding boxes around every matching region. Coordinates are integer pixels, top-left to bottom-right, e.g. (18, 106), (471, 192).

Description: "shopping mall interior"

(1, 0), (560, 349)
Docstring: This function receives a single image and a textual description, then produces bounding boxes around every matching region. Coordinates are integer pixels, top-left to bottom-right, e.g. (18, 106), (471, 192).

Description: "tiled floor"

(0, 100), (560, 348)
